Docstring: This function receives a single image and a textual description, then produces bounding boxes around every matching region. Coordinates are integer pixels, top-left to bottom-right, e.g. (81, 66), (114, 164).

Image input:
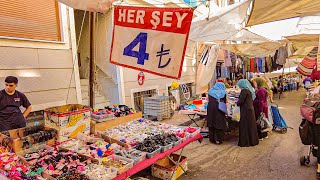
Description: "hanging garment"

(267, 56), (273, 72)
(250, 58), (255, 72)
(256, 57), (260, 73)
(226, 66), (230, 78)
(225, 51), (232, 67)
(261, 58), (266, 73)
(258, 58), (263, 73)
(244, 57), (250, 72)
(221, 63), (227, 79)
(276, 46), (288, 65)
(264, 57), (268, 72)
(311, 64), (320, 81)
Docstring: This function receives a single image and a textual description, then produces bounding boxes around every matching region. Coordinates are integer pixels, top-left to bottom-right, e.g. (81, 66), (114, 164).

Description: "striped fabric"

(296, 47), (318, 76)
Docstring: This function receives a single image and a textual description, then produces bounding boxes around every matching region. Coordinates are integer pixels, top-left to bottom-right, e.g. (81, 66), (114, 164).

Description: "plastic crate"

(173, 139), (182, 147)
(160, 143), (173, 153)
(144, 96), (172, 121)
(105, 155), (134, 174)
(83, 164), (118, 180)
(146, 147), (161, 159)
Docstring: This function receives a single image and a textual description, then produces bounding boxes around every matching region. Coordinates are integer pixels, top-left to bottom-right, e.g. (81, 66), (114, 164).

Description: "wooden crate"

(90, 112), (142, 134)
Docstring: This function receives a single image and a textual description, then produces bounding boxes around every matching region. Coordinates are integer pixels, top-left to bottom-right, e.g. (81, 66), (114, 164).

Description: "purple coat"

(253, 88), (268, 119)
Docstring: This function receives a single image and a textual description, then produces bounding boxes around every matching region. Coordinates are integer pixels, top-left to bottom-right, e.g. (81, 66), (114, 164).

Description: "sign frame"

(109, 6), (194, 79)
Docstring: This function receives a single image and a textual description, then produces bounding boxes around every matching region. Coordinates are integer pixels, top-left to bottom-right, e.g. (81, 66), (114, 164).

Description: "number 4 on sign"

(123, 33), (149, 65)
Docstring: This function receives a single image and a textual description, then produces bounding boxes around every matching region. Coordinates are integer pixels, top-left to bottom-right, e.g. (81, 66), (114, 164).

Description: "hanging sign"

(110, 6), (194, 79)
(138, 72), (145, 86)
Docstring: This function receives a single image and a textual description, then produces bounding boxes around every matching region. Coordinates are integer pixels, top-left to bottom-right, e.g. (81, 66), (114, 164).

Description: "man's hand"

(23, 105), (32, 118)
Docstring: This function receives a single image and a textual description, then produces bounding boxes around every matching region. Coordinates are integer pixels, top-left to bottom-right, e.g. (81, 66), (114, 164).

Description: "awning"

(220, 41), (283, 57)
(246, 0), (320, 26)
(58, 0), (114, 13)
(189, 0), (252, 42)
(58, 0), (190, 12)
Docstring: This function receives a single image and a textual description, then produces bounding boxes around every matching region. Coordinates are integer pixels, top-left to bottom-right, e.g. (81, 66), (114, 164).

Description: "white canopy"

(246, 0), (320, 26)
(220, 41), (283, 57)
(58, 0), (189, 13)
(59, 0), (114, 13)
(284, 14), (320, 57)
(189, 0), (253, 42)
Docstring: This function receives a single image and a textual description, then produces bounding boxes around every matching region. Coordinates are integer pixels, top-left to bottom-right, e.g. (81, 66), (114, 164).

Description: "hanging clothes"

(244, 57), (250, 72)
(276, 46), (288, 65)
(256, 57), (260, 73)
(262, 57), (266, 73)
(221, 63), (226, 79)
(225, 51), (232, 67)
(258, 58), (263, 73)
(250, 58), (255, 72)
(267, 56), (273, 72)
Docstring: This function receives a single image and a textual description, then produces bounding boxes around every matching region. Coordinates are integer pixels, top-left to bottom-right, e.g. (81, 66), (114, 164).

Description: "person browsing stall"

(206, 82), (227, 145)
(236, 79), (259, 147)
(0, 76), (32, 131)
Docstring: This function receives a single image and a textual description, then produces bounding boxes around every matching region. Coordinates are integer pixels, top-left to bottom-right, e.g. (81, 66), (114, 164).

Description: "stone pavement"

(133, 89), (317, 180)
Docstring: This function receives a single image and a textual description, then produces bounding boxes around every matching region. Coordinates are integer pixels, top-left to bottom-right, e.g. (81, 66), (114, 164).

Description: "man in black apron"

(0, 76), (32, 131)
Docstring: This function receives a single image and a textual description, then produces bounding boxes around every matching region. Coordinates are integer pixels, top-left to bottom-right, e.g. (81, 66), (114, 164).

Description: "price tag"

(110, 6), (194, 79)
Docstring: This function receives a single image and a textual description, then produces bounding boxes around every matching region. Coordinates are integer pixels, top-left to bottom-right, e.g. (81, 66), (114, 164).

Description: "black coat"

(206, 95), (227, 130)
(237, 89), (259, 147)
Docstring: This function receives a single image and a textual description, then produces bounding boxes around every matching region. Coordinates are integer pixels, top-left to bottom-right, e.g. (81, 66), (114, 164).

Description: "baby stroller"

(299, 118), (318, 165)
(300, 98), (320, 166)
(270, 103), (288, 134)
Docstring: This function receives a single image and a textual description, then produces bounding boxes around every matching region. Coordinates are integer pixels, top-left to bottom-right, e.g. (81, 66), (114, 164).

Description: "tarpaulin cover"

(189, 0), (252, 42)
(285, 14), (320, 57)
(113, 133), (203, 180)
(220, 41), (283, 57)
(246, 0), (320, 26)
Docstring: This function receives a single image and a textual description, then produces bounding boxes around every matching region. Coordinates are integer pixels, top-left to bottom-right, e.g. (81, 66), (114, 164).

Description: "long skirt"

(209, 127), (225, 143)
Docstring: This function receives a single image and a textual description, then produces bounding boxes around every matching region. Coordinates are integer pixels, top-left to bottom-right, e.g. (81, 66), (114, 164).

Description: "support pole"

(89, 12), (96, 108)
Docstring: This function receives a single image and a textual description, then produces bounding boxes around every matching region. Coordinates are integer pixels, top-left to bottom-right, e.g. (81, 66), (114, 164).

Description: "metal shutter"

(0, 0), (61, 41)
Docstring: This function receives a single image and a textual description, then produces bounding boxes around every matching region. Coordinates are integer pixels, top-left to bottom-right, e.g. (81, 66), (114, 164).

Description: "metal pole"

(89, 12), (96, 108)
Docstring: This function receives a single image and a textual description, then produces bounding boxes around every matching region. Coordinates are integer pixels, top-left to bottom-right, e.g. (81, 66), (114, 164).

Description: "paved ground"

(134, 89), (318, 180)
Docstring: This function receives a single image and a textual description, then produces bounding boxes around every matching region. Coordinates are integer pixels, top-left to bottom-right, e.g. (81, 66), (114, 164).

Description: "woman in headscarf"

(253, 77), (269, 140)
(236, 79), (259, 147)
(207, 82), (227, 144)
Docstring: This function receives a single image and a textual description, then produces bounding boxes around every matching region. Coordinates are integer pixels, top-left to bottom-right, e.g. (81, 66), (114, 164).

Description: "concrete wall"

(0, 5), (81, 111)
(74, 9), (120, 105)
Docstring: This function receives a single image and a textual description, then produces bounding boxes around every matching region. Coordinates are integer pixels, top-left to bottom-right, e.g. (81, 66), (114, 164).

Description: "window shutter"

(0, 0), (61, 41)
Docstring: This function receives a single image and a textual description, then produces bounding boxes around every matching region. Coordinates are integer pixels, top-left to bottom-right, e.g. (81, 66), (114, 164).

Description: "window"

(133, 89), (158, 112)
(0, 0), (61, 41)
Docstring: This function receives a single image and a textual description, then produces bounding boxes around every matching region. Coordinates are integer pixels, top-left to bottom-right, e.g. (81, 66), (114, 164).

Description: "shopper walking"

(207, 82), (227, 144)
(278, 75), (284, 99)
(237, 79), (259, 147)
(253, 78), (269, 140)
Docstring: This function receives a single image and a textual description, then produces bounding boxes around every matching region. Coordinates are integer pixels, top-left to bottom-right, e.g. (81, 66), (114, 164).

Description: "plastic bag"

(257, 113), (272, 133)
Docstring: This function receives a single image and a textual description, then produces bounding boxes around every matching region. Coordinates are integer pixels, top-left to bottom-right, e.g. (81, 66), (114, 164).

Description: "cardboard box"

(44, 104), (91, 127)
(46, 119), (90, 142)
(90, 112), (142, 134)
(152, 154), (188, 180)
(44, 104), (91, 142)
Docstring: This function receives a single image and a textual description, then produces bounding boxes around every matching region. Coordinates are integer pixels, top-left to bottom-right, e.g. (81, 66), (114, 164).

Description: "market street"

(178, 89), (313, 180)
(133, 89), (314, 180)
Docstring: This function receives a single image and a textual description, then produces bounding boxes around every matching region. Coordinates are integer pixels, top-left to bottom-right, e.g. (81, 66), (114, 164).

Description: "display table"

(113, 133), (203, 180)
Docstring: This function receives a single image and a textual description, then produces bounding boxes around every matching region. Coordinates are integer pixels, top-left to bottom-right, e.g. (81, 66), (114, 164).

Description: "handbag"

(218, 99), (228, 114)
(299, 119), (313, 145)
(257, 113), (272, 132)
